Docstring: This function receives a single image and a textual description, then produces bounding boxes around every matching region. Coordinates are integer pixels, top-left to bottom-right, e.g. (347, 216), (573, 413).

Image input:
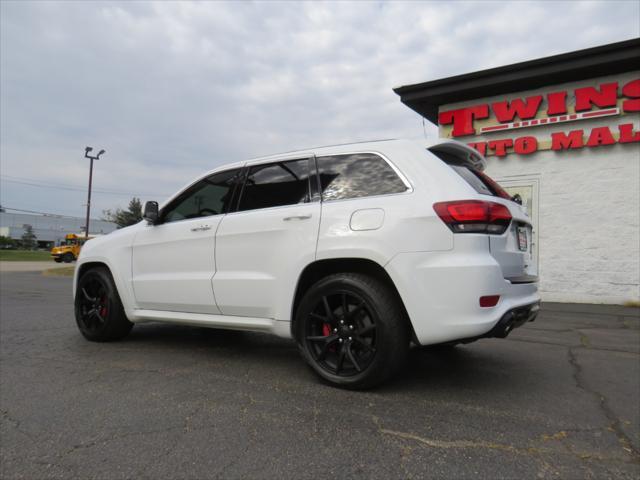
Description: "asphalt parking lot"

(1, 270), (638, 479)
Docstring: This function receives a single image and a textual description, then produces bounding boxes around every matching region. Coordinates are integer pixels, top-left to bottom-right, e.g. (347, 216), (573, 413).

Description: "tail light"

(433, 200), (512, 234)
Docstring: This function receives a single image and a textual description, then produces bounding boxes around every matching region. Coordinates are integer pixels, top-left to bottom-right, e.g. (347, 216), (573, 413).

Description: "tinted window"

(237, 159), (311, 212)
(449, 165), (494, 196)
(317, 153), (408, 201)
(163, 168), (240, 223)
(431, 149), (512, 200)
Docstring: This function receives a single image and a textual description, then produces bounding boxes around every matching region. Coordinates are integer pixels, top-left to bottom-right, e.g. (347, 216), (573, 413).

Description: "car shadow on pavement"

(117, 323), (532, 393)
(392, 344), (531, 392)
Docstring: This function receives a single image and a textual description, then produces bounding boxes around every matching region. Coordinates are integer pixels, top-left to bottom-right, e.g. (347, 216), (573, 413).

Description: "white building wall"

(439, 72), (640, 304)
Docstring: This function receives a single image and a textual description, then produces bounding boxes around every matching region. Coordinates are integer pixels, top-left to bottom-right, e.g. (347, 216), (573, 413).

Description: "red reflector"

(479, 295), (500, 307)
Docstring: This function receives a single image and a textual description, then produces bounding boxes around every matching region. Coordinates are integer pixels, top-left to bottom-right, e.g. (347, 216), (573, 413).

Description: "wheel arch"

(74, 259), (136, 320)
(290, 258), (416, 342)
(74, 261), (110, 296)
(76, 260), (109, 279)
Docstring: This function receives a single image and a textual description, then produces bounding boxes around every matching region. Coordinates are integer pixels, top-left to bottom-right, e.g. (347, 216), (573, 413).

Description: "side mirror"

(143, 201), (159, 224)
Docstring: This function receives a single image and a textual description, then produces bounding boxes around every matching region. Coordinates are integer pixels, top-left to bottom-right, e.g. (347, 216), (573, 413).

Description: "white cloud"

(1, 0), (638, 216)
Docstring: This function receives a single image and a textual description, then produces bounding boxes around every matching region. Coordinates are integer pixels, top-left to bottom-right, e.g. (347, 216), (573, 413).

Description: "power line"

(0, 175), (170, 197)
(1, 206), (90, 219)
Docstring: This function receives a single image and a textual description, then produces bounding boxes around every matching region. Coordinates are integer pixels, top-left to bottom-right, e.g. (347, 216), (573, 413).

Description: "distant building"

(0, 212), (118, 248)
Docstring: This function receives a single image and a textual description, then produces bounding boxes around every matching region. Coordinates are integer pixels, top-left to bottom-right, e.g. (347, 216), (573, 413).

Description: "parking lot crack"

(567, 346), (640, 461)
(379, 428), (520, 453)
(0, 410), (37, 442)
(378, 425), (636, 465)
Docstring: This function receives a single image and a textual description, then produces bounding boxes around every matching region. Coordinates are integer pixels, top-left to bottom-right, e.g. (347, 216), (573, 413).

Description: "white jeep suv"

(74, 139), (539, 388)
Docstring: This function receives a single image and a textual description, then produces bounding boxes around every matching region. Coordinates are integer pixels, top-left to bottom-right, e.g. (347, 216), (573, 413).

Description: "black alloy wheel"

(77, 276), (110, 334)
(296, 273), (409, 389)
(305, 291), (377, 376)
(75, 267), (133, 341)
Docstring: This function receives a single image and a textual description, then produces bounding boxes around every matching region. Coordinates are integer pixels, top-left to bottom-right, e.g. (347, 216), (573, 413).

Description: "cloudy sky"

(1, 1), (638, 218)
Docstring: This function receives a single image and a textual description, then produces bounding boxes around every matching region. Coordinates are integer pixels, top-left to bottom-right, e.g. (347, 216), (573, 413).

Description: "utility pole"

(84, 146), (105, 239)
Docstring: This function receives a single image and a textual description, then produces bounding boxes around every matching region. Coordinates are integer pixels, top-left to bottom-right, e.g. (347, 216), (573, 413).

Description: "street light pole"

(84, 147), (105, 239)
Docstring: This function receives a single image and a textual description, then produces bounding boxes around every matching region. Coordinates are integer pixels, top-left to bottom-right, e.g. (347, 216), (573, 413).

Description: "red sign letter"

(513, 136), (538, 155)
(622, 79), (640, 112)
(487, 139), (513, 157)
(546, 91), (568, 116)
(574, 82), (618, 112)
(467, 142), (488, 156)
(551, 130), (584, 150)
(492, 95), (543, 123)
(586, 127), (616, 147)
(439, 105), (490, 137)
(618, 123), (640, 143)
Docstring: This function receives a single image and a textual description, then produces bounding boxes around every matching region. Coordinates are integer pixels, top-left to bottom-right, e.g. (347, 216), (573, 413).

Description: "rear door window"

(317, 153), (408, 201)
(237, 158), (312, 212)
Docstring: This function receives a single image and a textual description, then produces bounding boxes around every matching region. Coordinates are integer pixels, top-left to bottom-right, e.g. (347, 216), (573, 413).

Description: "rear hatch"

(430, 145), (538, 283)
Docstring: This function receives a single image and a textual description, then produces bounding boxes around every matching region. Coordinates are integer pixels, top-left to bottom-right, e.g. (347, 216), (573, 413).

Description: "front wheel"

(62, 253), (74, 263)
(295, 273), (409, 389)
(75, 267), (133, 341)
(53, 258), (63, 263)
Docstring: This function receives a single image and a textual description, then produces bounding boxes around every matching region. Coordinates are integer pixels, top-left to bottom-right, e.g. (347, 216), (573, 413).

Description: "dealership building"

(395, 39), (639, 304)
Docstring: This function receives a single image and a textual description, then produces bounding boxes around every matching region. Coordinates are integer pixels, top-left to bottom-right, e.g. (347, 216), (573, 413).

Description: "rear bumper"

(385, 249), (540, 346)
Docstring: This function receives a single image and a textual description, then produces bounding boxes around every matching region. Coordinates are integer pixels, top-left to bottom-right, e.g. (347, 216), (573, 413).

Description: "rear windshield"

(430, 148), (511, 200)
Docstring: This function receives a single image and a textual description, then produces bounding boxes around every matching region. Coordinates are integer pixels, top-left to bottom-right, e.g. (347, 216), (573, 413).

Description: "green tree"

(102, 197), (143, 228)
(20, 224), (37, 250)
(0, 235), (15, 249)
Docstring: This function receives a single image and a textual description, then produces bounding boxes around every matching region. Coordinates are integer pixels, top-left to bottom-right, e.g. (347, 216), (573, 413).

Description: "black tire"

(75, 267), (133, 342)
(54, 258), (63, 263)
(62, 253), (74, 263)
(295, 273), (409, 389)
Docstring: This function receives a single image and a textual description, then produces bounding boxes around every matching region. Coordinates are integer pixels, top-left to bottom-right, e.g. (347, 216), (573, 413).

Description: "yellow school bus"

(50, 234), (90, 263)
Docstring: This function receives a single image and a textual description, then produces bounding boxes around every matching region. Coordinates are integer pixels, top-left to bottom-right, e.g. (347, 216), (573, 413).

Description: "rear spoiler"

(428, 140), (487, 172)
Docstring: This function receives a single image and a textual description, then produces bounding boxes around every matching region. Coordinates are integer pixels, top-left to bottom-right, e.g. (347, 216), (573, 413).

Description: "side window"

(162, 168), (241, 223)
(317, 153), (408, 201)
(237, 159), (311, 212)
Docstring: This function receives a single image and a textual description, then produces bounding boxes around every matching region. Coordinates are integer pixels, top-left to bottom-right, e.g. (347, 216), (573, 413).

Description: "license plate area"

(517, 227), (528, 252)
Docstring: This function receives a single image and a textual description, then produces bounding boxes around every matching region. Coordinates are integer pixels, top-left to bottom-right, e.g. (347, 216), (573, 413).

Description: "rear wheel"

(296, 273), (409, 389)
(53, 258), (63, 263)
(75, 267), (133, 341)
(62, 253), (74, 263)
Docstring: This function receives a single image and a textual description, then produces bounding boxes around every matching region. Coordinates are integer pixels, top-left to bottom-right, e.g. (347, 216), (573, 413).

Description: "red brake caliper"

(322, 323), (337, 352)
(100, 295), (108, 317)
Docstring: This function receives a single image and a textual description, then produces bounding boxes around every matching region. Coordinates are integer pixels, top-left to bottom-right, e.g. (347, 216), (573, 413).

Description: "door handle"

(283, 214), (312, 221)
(191, 225), (212, 232)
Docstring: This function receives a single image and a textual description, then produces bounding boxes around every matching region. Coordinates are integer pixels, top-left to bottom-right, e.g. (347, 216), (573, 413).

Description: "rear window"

(317, 153), (408, 201)
(430, 148), (511, 200)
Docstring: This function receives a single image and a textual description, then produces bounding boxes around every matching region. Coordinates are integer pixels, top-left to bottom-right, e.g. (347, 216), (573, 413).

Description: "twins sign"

(438, 78), (640, 157)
